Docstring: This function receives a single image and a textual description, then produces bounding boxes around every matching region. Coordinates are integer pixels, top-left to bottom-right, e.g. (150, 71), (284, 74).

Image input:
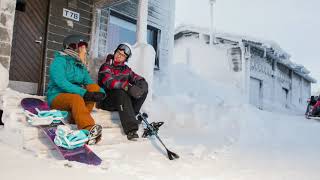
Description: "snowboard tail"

(41, 126), (101, 165)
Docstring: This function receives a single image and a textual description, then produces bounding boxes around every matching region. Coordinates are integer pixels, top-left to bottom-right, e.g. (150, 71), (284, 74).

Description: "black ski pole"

(154, 133), (179, 160)
(140, 114), (179, 160)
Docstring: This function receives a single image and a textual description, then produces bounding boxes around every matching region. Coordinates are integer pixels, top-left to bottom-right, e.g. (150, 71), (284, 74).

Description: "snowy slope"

(1, 63), (320, 180)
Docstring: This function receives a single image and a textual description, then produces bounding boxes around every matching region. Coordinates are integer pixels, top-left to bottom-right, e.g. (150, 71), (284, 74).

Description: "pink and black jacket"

(98, 54), (144, 91)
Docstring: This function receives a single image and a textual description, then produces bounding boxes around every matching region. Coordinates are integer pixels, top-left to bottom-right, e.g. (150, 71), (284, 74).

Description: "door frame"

(9, 0), (51, 95)
(38, 0), (51, 95)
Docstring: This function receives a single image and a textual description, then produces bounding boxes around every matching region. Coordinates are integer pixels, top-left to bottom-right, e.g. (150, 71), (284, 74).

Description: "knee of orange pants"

(51, 93), (95, 130)
(69, 94), (95, 130)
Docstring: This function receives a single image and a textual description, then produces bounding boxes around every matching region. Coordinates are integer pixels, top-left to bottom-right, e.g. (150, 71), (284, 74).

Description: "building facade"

(174, 25), (316, 112)
(0, 0), (175, 95)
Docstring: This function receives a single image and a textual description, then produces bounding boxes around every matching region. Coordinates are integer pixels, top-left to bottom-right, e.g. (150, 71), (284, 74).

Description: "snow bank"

(128, 43), (156, 113)
(151, 63), (250, 157)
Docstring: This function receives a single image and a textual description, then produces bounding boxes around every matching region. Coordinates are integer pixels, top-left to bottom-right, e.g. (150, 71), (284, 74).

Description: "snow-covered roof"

(175, 24), (290, 58)
(175, 24), (316, 83)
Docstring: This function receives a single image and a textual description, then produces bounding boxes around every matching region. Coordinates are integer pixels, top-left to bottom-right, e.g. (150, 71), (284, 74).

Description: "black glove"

(83, 92), (105, 102)
(128, 84), (144, 99)
(135, 79), (148, 93)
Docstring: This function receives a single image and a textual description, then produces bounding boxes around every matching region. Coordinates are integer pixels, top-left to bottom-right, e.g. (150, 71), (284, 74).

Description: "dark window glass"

(107, 13), (160, 69)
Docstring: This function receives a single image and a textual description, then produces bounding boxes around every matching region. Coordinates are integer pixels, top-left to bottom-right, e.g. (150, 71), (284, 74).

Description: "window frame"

(109, 10), (161, 70)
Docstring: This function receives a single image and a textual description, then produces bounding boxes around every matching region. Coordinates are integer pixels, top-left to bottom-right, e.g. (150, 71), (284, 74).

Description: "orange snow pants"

(51, 84), (100, 130)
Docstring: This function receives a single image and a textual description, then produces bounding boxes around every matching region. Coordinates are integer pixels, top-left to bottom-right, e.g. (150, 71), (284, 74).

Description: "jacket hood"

(54, 51), (85, 67)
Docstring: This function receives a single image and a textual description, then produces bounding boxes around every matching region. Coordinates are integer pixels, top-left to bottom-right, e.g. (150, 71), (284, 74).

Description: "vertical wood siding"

(10, 0), (49, 83)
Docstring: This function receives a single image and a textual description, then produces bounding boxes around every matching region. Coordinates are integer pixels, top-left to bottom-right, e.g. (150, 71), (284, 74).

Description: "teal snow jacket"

(47, 51), (104, 106)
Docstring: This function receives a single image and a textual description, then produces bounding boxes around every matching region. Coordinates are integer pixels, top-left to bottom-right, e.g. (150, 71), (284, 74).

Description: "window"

(229, 47), (242, 72)
(202, 34), (210, 44)
(106, 11), (160, 69)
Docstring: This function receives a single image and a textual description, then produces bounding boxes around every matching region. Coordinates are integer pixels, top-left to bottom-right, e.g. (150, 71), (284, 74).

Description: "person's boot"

(87, 124), (102, 145)
(311, 106), (320, 117)
(127, 130), (139, 141)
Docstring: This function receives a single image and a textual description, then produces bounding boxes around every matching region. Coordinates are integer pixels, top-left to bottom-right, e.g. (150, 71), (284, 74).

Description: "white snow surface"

(1, 63), (320, 180)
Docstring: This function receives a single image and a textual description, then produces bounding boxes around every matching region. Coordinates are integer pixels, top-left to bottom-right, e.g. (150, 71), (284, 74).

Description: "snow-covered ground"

(1, 63), (320, 180)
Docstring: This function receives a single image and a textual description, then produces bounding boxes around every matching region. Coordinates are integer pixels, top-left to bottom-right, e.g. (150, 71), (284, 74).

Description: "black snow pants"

(98, 89), (147, 134)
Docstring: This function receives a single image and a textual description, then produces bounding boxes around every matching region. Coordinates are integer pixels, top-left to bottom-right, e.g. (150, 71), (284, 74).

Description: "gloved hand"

(83, 92), (105, 102)
(135, 79), (148, 93)
(128, 84), (144, 99)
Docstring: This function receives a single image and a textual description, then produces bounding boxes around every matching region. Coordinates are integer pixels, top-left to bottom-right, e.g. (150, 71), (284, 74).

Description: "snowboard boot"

(127, 130), (139, 141)
(87, 124), (102, 145)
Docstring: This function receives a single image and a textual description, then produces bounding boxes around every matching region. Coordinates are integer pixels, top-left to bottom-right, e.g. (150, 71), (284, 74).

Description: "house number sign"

(63, 8), (80, 21)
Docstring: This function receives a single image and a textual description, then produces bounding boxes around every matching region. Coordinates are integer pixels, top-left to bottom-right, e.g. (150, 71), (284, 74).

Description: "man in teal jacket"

(47, 34), (105, 145)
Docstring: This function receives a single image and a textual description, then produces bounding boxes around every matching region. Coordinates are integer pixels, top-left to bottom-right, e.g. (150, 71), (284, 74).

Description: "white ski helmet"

(114, 43), (132, 61)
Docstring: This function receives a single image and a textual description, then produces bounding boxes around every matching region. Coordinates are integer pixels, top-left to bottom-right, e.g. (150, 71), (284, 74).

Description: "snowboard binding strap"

(24, 108), (68, 126)
(54, 125), (89, 149)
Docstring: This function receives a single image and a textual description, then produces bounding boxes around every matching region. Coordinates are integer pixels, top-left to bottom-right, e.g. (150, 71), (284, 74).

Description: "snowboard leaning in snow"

(21, 98), (102, 165)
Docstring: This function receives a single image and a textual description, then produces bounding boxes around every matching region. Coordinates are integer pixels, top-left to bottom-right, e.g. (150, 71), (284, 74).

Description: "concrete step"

(0, 89), (126, 154)
(90, 108), (121, 128)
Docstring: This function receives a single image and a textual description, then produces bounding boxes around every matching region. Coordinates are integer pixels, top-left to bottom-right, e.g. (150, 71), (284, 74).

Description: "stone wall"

(0, 0), (16, 69)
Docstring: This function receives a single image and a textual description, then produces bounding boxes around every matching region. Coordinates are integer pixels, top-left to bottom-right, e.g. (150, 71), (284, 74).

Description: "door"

(250, 77), (263, 109)
(9, 0), (49, 94)
(281, 88), (289, 108)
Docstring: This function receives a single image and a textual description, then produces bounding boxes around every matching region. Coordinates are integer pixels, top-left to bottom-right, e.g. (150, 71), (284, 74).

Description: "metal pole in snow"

(209, 0), (216, 45)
